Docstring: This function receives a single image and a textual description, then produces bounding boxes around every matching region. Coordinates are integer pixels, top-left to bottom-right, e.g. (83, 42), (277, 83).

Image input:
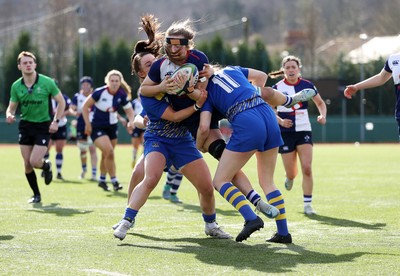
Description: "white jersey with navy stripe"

(72, 92), (94, 127)
(384, 53), (400, 119)
(51, 94), (71, 127)
(91, 86), (131, 127)
(274, 78), (318, 132)
(132, 97), (143, 116)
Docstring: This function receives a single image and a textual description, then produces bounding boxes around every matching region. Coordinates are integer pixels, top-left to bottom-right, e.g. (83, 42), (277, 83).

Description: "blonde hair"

(17, 51), (36, 64)
(268, 55), (302, 79)
(104, 70), (132, 99)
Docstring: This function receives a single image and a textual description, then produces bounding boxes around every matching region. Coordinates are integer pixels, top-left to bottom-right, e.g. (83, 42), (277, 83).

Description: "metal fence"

(0, 116), (397, 144)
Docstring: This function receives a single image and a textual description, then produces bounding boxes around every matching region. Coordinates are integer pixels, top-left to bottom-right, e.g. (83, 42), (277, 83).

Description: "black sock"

(26, 171), (40, 196)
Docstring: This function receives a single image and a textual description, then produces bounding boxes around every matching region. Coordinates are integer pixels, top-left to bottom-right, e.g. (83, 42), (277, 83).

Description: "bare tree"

(43, 1), (78, 83)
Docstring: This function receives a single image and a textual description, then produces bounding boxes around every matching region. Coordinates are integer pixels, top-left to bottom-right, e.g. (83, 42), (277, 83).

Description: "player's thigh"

(94, 136), (114, 154)
(181, 158), (213, 194)
(143, 151), (166, 189)
(296, 143), (313, 171)
(214, 149), (254, 186)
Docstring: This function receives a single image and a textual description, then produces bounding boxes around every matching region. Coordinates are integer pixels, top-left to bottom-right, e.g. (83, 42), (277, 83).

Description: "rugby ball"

(170, 63), (199, 96)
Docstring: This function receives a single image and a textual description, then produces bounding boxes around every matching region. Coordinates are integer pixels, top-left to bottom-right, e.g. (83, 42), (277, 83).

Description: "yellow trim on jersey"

(155, 92), (165, 101)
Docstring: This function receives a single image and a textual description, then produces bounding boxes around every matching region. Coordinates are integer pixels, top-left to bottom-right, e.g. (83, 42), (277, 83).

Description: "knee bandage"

(78, 141), (89, 151)
(208, 139), (226, 160)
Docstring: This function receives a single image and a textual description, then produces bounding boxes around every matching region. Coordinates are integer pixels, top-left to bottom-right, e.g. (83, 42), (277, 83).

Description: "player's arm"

(6, 101), (18, 124)
(161, 105), (197, 122)
(82, 95), (95, 135)
(196, 110), (212, 152)
(52, 92), (66, 122)
(246, 67), (289, 107)
(123, 104), (135, 133)
(196, 63), (213, 90)
(312, 94), (327, 125)
(247, 68), (268, 88)
(50, 92), (66, 133)
(62, 98), (72, 117)
(69, 103), (79, 117)
(134, 114), (147, 129)
(344, 68), (392, 99)
(161, 89), (206, 122)
(141, 75), (180, 96)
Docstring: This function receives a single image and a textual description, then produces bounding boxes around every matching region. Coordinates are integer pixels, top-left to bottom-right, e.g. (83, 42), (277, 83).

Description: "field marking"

(82, 269), (129, 276)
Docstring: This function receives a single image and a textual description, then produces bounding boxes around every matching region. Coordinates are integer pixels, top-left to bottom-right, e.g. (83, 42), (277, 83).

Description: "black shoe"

(266, 232), (292, 244)
(112, 181), (123, 191)
(43, 160), (53, 185)
(98, 181), (110, 191)
(235, 216), (264, 242)
(56, 173), (64, 180)
(28, 195), (41, 203)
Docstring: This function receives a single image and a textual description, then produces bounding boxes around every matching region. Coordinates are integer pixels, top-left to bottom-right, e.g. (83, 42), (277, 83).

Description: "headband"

(166, 37), (189, 46)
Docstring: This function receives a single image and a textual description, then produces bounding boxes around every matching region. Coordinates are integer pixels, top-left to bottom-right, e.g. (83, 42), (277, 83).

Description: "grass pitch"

(0, 143), (399, 275)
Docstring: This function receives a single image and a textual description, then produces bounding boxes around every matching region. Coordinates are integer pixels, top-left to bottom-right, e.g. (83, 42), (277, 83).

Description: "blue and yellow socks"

(220, 183), (257, 221)
(267, 190), (289, 236)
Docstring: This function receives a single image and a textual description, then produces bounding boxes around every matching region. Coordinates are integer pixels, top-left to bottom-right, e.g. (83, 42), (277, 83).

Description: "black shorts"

(279, 131), (313, 154)
(131, 127), (145, 138)
(91, 124), (118, 142)
(51, 125), (67, 140)
(18, 120), (51, 146)
(76, 130), (89, 141)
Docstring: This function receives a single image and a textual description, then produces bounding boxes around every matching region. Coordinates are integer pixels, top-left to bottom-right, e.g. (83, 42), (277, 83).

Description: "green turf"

(0, 144), (399, 275)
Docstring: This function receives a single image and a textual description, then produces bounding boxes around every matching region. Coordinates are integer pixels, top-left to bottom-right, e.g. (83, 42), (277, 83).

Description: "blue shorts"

(51, 125), (67, 140)
(279, 131), (313, 154)
(227, 104), (283, 152)
(91, 124), (118, 142)
(143, 135), (202, 170)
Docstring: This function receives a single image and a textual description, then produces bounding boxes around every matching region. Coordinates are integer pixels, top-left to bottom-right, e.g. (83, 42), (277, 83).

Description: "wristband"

(53, 119), (60, 123)
(194, 104), (201, 111)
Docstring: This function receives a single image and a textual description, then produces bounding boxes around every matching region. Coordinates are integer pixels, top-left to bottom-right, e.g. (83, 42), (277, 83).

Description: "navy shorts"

(51, 125), (67, 140)
(18, 120), (51, 147)
(279, 131), (313, 154)
(397, 119), (400, 141)
(131, 127), (145, 138)
(76, 125), (89, 140)
(91, 124), (118, 142)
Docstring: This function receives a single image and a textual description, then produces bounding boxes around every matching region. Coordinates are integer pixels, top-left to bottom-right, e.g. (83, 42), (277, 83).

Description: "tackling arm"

(196, 111), (212, 152)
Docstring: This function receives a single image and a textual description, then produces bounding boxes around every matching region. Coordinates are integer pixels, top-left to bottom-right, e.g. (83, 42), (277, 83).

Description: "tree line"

(1, 32), (395, 117)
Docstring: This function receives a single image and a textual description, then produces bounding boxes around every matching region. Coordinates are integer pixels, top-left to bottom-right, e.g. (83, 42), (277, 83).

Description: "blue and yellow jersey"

(203, 66), (265, 122)
(140, 94), (190, 139)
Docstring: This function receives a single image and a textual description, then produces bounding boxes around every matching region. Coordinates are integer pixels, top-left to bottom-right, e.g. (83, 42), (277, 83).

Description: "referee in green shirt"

(6, 51), (65, 203)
